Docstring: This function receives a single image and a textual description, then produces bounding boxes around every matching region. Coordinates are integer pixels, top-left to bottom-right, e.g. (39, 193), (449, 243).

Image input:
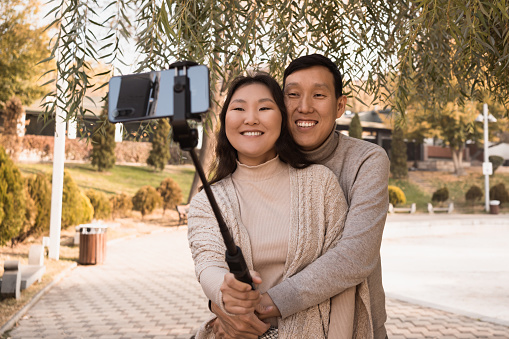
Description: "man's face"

(284, 66), (346, 151)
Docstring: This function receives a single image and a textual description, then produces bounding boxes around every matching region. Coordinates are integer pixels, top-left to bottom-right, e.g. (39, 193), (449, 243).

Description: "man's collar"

(302, 129), (339, 163)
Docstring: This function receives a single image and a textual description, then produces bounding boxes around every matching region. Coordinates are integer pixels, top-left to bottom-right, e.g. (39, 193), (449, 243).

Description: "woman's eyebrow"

(259, 98), (275, 103)
(230, 98), (246, 104)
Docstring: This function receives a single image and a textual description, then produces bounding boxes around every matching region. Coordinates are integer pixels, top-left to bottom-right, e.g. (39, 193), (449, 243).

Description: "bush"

(86, 189), (112, 220)
(0, 146), (26, 246)
(432, 187), (449, 204)
(490, 183), (509, 205)
(132, 186), (161, 218)
(61, 171), (94, 227)
(147, 119), (171, 171)
(157, 177), (183, 215)
(489, 155), (504, 174)
(26, 173), (52, 235)
(465, 185), (483, 204)
(388, 185), (406, 206)
(110, 193), (133, 218)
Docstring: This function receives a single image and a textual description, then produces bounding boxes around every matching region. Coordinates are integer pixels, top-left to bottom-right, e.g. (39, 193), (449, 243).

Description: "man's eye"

(315, 93), (325, 97)
(286, 92), (298, 97)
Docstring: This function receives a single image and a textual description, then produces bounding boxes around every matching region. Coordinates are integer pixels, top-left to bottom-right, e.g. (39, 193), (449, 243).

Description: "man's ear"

(336, 95), (347, 119)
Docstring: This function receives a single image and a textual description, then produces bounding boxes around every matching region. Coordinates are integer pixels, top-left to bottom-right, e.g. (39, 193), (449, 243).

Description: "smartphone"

(108, 65), (210, 123)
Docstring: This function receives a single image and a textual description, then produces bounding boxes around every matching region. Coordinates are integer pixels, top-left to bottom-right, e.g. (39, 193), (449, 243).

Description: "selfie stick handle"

(171, 62), (253, 288)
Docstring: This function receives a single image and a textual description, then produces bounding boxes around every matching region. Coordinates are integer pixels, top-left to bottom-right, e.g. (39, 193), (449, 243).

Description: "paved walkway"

(4, 224), (509, 338)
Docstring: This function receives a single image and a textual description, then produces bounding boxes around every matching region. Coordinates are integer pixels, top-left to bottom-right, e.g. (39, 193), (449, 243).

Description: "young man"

(210, 54), (389, 339)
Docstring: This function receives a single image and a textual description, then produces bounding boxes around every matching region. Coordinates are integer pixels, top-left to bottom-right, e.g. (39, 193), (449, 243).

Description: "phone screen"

(108, 65), (210, 123)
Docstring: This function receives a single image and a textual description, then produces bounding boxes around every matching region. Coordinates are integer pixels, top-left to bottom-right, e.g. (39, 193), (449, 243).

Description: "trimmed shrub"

(86, 189), (112, 220)
(388, 185), (406, 206)
(348, 113), (362, 139)
(157, 177), (183, 215)
(147, 119), (171, 171)
(24, 173), (51, 237)
(489, 155), (504, 174)
(132, 186), (161, 218)
(465, 185), (483, 205)
(390, 126), (408, 179)
(490, 183), (509, 205)
(0, 146), (26, 246)
(110, 193), (133, 218)
(61, 171), (94, 227)
(432, 187), (449, 204)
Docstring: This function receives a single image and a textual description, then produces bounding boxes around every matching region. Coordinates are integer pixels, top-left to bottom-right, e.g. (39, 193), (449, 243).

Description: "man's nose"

(297, 95), (313, 113)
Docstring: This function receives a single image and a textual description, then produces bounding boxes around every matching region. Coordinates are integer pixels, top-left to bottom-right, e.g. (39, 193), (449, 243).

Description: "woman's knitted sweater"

(188, 159), (372, 338)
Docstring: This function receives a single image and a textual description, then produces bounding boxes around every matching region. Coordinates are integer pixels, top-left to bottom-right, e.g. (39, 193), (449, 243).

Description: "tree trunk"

(451, 145), (465, 175)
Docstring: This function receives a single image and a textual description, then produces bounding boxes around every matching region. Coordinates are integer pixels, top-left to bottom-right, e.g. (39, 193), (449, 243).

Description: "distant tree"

(0, 0), (49, 106)
(390, 126), (408, 179)
(147, 119), (171, 171)
(61, 171), (94, 227)
(348, 113), (362, 139)
(157, 177), (183, 215)
(432, 187), (449, 204)
(86, 189), (112, 220)
(489, 156), (504, 174)
(465, 185), (483, 205)
(388, 185), (406, 206)
(90, 108), (116, 171)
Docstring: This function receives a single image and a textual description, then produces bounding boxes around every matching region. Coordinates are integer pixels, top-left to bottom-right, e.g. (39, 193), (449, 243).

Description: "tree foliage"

(0, 0), (49, 106)
(348, 113), (362, 139)
(61, 171), (94, 227)
(0, 96), (24, 160)
(147, 119), (171, 171)
(132, 185), (161, 218)
(388, 185), (406, 206)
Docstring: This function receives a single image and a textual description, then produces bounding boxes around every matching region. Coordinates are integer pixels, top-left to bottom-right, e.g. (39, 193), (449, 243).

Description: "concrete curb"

(0, 262), (78, 336)
(386, 292), (509, 327)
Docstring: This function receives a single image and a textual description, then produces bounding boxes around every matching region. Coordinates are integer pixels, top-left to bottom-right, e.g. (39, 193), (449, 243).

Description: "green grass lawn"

(18, 162), (196, 202)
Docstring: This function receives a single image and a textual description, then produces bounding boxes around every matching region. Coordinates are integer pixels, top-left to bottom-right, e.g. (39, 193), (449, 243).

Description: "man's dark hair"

(283, 54), (343, 98)
(208, 73), (312, 185)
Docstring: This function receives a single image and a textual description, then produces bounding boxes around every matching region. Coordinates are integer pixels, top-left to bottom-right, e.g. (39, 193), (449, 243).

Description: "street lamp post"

(475, 103), (497, 212)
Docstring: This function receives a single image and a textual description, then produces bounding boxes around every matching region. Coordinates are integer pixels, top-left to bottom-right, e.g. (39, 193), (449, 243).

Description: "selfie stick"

(169, 61), (254, 288)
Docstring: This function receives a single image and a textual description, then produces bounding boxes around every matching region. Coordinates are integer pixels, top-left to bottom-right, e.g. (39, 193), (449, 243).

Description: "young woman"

(187, 74), (370, 338)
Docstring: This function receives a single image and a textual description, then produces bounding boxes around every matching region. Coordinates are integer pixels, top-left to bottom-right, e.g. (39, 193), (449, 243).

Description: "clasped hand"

(210, 270), (281, 338)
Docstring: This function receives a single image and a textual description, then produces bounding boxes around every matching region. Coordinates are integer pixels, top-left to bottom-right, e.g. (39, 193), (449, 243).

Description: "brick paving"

(4, 227), (509, 338)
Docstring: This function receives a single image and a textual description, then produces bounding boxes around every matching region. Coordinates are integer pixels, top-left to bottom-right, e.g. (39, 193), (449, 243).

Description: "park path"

(5, 226), (509, 338)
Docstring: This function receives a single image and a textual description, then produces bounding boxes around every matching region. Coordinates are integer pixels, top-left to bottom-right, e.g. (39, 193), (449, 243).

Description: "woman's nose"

(244, 110), (259, 125)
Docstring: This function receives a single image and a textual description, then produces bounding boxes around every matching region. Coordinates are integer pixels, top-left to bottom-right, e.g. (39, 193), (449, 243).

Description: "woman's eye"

(260, 107), (273, 111)
(231, 107), (244, 111)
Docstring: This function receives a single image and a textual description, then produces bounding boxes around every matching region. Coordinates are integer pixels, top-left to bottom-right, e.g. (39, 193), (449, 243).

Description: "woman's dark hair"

(208, 73), (312, 185)
(283, 54), (343, 98)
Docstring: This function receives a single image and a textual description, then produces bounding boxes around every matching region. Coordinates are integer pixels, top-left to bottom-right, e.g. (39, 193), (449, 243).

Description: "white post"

(483, 103), (490, 213)
(49, 106), (66, 260)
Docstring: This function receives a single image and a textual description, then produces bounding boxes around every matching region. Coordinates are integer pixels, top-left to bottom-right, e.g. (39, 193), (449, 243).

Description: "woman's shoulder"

(189, 177), (232, 207)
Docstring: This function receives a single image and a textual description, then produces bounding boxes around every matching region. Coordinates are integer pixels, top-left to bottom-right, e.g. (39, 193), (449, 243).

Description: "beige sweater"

(267, 130), (390, 338)
(188, 160), (372, 338)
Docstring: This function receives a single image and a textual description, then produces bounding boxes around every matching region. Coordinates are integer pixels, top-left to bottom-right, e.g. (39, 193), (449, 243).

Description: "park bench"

(176, 204), (190, 225)
(0, 244), (46, 299)
(388, 203), (416, 214)
(427, 202), (454, 214)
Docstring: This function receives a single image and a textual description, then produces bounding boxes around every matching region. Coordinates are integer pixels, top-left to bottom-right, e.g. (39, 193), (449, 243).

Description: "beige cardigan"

(188, 164), (372, 338)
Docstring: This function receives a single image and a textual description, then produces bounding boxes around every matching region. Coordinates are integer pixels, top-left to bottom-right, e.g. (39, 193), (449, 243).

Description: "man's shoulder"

(335, 133), (388, 161)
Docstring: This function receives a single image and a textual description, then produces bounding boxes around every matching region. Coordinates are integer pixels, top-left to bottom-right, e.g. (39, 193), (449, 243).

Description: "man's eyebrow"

(284, 82), (331, 89)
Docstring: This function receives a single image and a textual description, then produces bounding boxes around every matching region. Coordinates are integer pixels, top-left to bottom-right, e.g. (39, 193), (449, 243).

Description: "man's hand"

(211, 302), (269, 339)
(221, 271), (273, 315)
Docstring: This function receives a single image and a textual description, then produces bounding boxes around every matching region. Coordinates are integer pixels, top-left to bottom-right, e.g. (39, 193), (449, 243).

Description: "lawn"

(390, 167), (509, 213)
(17, 162), (196, 202)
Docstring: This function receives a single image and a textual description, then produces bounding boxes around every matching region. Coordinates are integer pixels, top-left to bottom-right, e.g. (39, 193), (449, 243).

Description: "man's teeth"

(242, 131), (263, 136)
(297, 121), (317, 127)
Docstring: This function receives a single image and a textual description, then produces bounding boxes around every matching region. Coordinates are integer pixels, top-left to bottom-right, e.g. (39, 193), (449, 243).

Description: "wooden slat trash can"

(78, 225), (108, 265)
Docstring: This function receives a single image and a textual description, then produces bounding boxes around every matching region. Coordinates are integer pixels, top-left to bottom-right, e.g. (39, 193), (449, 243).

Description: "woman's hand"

(220, 270), (274, 315)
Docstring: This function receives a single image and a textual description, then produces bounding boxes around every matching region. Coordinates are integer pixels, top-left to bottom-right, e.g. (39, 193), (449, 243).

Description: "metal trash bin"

(489, 200), (500, 215)
(78, 225), (108, 265)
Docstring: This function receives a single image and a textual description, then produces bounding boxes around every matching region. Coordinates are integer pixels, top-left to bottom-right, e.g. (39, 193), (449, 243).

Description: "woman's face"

(225, 83), (282, 166)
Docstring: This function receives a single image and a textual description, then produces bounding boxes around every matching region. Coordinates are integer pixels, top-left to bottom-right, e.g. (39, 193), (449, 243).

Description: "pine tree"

(91, 113), (116, 172)
(147, 119), (171, 171)
(390, 127), (408, 179)
(348, 113), (363, 139)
